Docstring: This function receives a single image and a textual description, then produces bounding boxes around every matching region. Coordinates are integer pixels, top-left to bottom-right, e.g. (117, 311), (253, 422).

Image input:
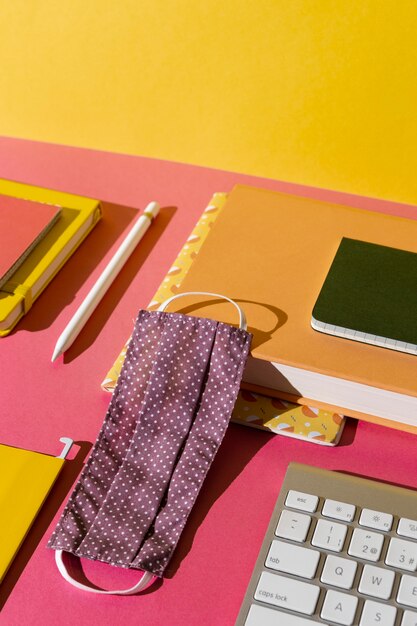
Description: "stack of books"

(102, 192), (345, 446)
(103, 185), (417, 435)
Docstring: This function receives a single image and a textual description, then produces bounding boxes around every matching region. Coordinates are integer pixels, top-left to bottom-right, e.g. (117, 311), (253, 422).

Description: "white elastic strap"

(158, 291), (247, 331)
(55, 550), (156, 595)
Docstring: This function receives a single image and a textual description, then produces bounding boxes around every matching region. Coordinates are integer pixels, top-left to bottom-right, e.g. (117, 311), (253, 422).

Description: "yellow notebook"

(0, 439), (72, 583)
(0, 179), (101, 336)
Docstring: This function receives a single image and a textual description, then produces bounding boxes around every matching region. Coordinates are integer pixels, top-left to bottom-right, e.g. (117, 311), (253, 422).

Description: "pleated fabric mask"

(49, 292), (252, 594)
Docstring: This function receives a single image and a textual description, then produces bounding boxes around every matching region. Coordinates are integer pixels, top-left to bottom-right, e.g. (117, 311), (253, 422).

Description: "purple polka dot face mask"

(49, 294), (251, 594)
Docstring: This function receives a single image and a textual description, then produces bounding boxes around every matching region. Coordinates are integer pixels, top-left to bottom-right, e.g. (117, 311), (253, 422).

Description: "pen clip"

(57, 437), (74, 459)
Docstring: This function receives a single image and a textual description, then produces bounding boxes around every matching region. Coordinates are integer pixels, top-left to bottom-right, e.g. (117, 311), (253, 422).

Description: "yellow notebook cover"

(102, 193), (344, 446)
(0, 443), (64, 583)
(0, 179), (101, 336)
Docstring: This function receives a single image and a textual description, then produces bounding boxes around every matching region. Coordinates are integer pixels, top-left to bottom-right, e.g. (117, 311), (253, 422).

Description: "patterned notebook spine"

(101, 192), (228, 391)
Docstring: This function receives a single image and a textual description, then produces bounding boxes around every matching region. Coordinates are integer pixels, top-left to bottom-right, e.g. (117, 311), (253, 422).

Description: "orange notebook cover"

(0, 195), (61, 289)
(173, 185), (417, 429)
(101, 193), (345, 446)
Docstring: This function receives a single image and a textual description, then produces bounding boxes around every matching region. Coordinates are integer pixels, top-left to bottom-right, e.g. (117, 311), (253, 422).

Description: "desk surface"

(1, 137), (416, 626)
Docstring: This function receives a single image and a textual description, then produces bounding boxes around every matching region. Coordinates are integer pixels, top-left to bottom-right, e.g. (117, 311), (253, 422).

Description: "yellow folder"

(0, 439), (71, 583)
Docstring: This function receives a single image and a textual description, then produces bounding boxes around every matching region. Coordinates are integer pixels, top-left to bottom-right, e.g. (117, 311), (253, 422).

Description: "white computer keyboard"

(235, 463), (417, 626)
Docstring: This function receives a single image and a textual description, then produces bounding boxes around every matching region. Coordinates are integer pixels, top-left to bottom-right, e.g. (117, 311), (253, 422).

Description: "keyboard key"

(359, 600), (396, 626)
(385, 538), (417, 572)
(265, 540), (320, 579)
(254, 571), (320, 615)
(358, 564), (395, 599)
(320, 589), (358, 625)
(397, 575), (417, 608)
(398, 518), (417, 541)
(359, 508), (393, 532)
(285, 490), (319, 513)
(322, 499), (355, 522)
(244, 604), (318, 626)
(275, 510), (311, 543)
(320, 555), (357, 589)
(402, 610), (417, 626)
(311, 519), (347, 552)
(348, 528), (384, 562)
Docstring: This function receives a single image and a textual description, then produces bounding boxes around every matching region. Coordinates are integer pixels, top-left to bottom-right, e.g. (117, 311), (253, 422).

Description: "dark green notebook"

(312, 237), (417, 354)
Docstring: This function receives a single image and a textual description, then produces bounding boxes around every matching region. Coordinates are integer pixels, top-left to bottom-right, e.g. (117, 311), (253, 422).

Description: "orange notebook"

(0, 195), (61, 289)
(102, 193), (345, 446)
(171, 185), (417, 430)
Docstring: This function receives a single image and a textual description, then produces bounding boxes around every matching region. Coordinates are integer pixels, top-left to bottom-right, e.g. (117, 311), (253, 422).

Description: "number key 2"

(348, 528), (384, 562)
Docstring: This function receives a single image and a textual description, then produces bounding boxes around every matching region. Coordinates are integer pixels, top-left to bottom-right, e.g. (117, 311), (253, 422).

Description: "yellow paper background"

(1, 1), (417, 202)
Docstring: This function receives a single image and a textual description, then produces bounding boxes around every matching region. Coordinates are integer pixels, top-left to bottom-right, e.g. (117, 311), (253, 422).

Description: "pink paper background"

(0, 137), (416, 625)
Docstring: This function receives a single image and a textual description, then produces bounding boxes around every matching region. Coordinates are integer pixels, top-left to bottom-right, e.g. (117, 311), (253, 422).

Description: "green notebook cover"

(312, 237), (417, 354)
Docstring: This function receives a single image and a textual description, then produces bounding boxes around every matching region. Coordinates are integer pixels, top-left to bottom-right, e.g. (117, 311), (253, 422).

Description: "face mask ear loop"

(158, 291), (247, 331)
(55, 550), (156, 595)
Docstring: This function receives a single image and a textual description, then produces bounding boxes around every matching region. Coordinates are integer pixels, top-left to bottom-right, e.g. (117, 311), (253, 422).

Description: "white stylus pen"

(51, 201), (160, 362)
